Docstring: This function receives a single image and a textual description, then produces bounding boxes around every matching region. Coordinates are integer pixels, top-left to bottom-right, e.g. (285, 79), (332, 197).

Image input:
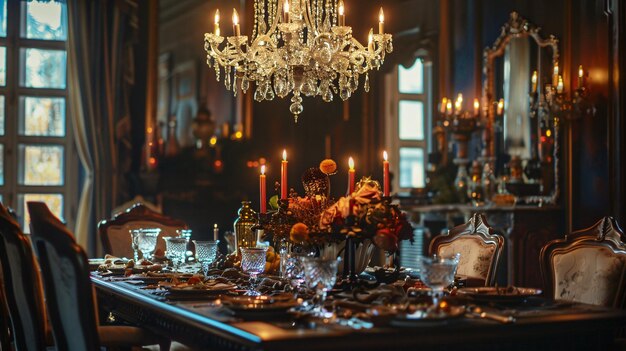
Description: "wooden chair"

(540, 217), (626, 307)
(429, 213), (504, 286)
(98, 203), (188, 258)
(0, 203), (48, 351)
(27, 202), (170, 351)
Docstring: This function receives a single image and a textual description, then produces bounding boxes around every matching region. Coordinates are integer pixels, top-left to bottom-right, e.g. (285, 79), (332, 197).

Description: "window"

(1, 0), (76, 230)
(385, 58), (432, 193)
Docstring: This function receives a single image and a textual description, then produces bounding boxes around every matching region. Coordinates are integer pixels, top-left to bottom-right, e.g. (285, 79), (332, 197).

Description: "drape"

(67, 0), (136, 255)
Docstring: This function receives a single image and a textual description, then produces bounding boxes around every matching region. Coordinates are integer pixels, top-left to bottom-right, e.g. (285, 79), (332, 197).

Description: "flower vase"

(318, 239), (375, 276)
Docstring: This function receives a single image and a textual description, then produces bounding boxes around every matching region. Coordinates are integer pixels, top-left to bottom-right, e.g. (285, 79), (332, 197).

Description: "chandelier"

(203, 0), (393, 122)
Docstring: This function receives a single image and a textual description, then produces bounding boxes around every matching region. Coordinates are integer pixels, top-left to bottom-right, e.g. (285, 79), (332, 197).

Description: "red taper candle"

(281, 150), (288, 199)
(260, 165), (267, 213)
(383, 151), (390, 197)
(348, 157), (355, 195)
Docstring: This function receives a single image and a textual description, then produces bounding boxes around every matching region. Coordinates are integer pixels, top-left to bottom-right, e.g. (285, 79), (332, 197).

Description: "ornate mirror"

(482, 12), (559, 205)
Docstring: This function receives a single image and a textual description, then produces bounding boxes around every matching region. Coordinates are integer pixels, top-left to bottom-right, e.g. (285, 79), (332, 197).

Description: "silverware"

(467, 306), (516, 324)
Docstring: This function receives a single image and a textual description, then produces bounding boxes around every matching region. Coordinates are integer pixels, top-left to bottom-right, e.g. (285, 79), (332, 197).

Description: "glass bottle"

(233, 201), (257, 252)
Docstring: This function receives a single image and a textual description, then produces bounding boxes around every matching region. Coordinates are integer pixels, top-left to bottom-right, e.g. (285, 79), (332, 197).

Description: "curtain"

(67, 0), (137, 255)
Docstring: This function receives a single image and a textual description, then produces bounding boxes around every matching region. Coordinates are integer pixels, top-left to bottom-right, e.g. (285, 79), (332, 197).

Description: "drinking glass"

(418, 254), (460, 309)
(283, 252), (312, 290)
(132, 228), (161, 260)
(302, 257), (340, 318)
(193, 240), (219, 276)
(240, 247), (268, 296)
(164, 237), (189, 272)
(129, 230), (140, 261)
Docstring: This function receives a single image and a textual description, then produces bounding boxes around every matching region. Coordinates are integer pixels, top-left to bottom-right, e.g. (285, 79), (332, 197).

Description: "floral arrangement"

(263, 161), (413, 253)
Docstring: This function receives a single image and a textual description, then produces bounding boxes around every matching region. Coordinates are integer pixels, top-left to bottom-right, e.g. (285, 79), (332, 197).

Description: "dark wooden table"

(93, 275), (626, 351)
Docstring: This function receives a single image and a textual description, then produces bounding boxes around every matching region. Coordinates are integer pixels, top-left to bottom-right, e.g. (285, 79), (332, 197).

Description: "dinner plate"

(221, 296), (300, 318)
(166, 282), (237, 294)
(457, 286), (542, 303)
(391, 305), (465, 327)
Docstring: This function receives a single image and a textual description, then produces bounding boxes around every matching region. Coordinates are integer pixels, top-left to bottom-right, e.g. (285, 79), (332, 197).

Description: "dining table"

(91, 270), (626, 351)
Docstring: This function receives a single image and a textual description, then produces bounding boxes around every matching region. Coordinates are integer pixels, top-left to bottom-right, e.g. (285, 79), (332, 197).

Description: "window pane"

(398, 60), (423, 94)
(0, 144), (3, 185)
(19, 193), (64, 232)
(0, 0), (5, 37)
(23, 1), (67, 40)
(20, 48), (67, 88)
(19, 144), (64, 185)
(0, 46), (5, 86)
(399, 147), (425, 188)
(399, 100), (424, 140)
(20, 97), (66, 136)
(0, 95), (4, 135)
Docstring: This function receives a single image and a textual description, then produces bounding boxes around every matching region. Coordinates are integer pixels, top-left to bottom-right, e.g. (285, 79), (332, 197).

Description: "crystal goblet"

(302, 257), (340, 318)
(193, 240), (219, 277)
(418, 254), (460, 310)
(164, 237), (189, 272)
(283, 252), (313, 291)
(133, 228), (161, 260)
(240, 247), (268, 296)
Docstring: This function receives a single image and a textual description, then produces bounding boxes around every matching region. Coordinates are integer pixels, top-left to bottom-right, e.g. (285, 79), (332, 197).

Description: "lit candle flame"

(261, 164), (266, 175)
(456, 93), (463, 105)
(232, 9), (239, 25)
(553, 64), (559, 76)
(282, 149), (287, 161)
(338, 0), (344, 16)
(379, 7), (385, 23)
(215, 9), (220, 24)
(557, 75), (564, 93)
(578, 65), (583, 78)
(532, 71), (537, 84)
(473, 98), (480, 110)
(383, 151), (388, 162)
(446, 100), (452, 113)
(349, 157), (355, 170)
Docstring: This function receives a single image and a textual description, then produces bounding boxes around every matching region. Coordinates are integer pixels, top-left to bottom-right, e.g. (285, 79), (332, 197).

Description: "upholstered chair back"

(541, 217), (626, 307)
(429, 213), (504, 286)
(98, 203), (188, 258)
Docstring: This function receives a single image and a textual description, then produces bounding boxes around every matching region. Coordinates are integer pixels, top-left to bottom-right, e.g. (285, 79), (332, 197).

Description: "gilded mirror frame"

(482, 12), (560, 205)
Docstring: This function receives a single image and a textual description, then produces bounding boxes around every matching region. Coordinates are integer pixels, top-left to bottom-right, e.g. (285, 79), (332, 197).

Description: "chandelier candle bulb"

(383, 151), (390, 197)
(379, 8), (385, 34)
(214, 9), (220, 35)
(531, 70), (538, 93)
(578, 65), (584, 88)
(348, 157), (355, 195)
(552, 63), (559, 87)
(260, 165), (267, 214)
(338, 0), (345, 26)
(557, 75), (564, 94)
(284, 0), (290, 23)
(214, 223), (219, 241)
(281, 150), (288, 200)
(232, 9), (240, 37)
(455, 93), (463, 113)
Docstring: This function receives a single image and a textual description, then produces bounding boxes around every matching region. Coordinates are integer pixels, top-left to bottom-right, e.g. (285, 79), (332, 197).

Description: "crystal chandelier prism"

(204, 0), (393, 122)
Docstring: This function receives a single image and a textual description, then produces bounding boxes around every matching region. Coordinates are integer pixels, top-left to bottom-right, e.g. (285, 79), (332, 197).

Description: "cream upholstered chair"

(98, 203), (188, 258)
(429, 213), (504, 286)
(540, 217), (626, 307)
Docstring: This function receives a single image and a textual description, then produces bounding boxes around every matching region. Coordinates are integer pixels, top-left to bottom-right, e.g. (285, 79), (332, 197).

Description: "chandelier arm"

(303, 0), (318, 36)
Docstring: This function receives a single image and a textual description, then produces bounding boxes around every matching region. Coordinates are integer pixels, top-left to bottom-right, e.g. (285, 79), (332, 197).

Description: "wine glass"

(133, 228), (161, 260)
(418, 254), (460, 310)
(302, 257), (340, 318)
(164, 237), (189, 272)
(240, 247), (268, 296)
(129, 230), (141, 261)
(283, 252), (313, 291)
(193, 240), (219, 277)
